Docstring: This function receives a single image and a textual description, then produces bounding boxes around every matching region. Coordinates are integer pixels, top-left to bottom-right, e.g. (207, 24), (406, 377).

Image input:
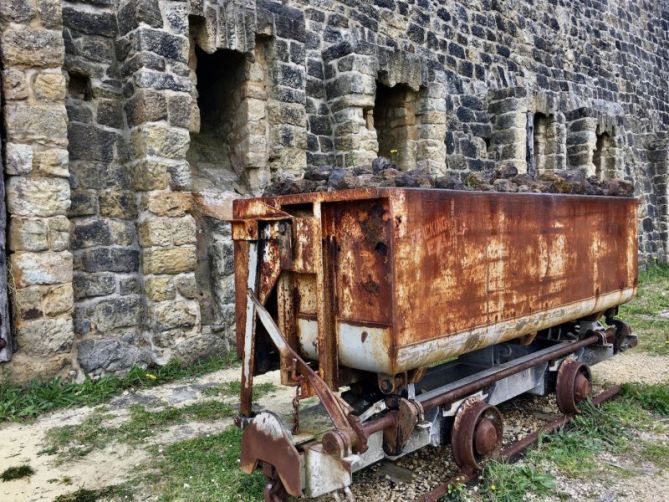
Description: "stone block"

(108, 220), (136, 246)
(16, 315), (73, 357)
(77, 247), (139, 273)
(72, 219), (112, 249)
(6, 176), (70, 217)
(13, 287), (43, 321)
(99, 189), (138, 219)
(77, 338), (152, 374)
(4, 103), (68, 147)
(74, 295), (143, 335)
(124, 89), (168, 127)
(167, 161), (192, 191)
(33, 72), (66, 101)
(149, 300), (198, 331)
(172, 216), (197, 246)
(143, 245), (196, 275)
(140, 215), (195, 247)
(47, 215), (71, 251)
(130, 124), (190, 160)
(0, 0), (35, 24)
(131, 159), (170, 191)
(168, 93), (199, 131)
(133, 69), (191, 92)
(118, 0), (162, 34)
(33, 148), (68, 178)
(175, 273), (198, 299)
(36, 0), (62, 29)
(62, 7), (117, 37)
(135, 28), (189, 62)
(68, 123), (118, 162)
(9, 217), (48, 252)
(139, 217), (172, 247)
(69, 190), (98, 217)
(2, 68), (29, 100)
(141, 191), (193, 216)
(119, 277), (141, 295)
(0, 29), (64, 68)
(43, 283), (74, 317)
(5, 143), (33, 175)
(97, 99), (124, 129)
(145, 276), (175, 301)
(73, 273), (116, 300)
(11, 251), (73, 288)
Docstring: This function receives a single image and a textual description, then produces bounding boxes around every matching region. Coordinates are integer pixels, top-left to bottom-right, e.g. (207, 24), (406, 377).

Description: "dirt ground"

(1, 349), (668, 502)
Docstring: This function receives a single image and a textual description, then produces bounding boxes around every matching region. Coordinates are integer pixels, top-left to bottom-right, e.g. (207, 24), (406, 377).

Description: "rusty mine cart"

(231, 187), (638, 500)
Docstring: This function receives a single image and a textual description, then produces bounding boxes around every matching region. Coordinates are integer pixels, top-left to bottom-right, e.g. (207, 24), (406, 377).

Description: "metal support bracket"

(247, 289), (368, 454)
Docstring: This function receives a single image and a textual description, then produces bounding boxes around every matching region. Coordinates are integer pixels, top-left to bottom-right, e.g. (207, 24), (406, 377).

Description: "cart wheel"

(556, 359), (592, 415)
(451, 398), (503, 471)
(263, 463), (288, 502)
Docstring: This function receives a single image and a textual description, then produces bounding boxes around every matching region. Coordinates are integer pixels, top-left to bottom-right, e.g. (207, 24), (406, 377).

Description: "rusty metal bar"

(418, 336), (600, 411)
(414, 470), (477, 502)
(362, 336), (599, 437)
(415, 385), (622, 502)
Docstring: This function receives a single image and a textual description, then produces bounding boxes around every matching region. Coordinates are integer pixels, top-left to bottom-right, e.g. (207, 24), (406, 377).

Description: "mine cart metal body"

(232, 188), (638, 499)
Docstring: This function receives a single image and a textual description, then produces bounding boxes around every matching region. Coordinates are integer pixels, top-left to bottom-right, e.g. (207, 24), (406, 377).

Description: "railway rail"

(415, 385), (622, 502)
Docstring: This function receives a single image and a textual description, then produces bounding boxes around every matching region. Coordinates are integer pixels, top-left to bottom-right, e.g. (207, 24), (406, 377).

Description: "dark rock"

(493, 179), (518, 192)
(494, 163), (519, 179)
(77, 338), (152, 374)
(73, 273), (116, 300)
(72, 220), (112, 249)
(78, 247), (140, 273)
(372, 156), (397, 173)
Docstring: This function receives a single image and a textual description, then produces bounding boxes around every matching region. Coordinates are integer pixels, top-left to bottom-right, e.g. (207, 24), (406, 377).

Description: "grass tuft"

(0, 353), (238, 423)
(620, 382), (669, 415)
(150, 426), (266, 501)
(619, 264), (669, 355)
(481, 463), (555, 502)
(44, 400), (237, 461)
(53, 485), (131, 502)
(482, 382), (669, 499)
(0, 465), (35, 482)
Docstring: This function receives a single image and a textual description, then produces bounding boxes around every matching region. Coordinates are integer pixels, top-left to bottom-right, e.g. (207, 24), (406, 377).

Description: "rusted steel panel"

(323, 199), (394, 326)
(233, 188), (638, 380)
(389, 190), (637, 369)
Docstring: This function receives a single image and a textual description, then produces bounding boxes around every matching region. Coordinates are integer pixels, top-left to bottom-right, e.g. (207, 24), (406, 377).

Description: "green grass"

(482, 463), (555, 502)
(481, 382), (669, 500)
(217, 381), (277, 399)
(0, 353), (238, 423)
(53, 485), (131, 502)
(44, 400), (237, 461)
(639, 442), (669, 469)
(149, 426), (266, 501)
(619, 264), (669, 355)
(1, 465), (35, 482)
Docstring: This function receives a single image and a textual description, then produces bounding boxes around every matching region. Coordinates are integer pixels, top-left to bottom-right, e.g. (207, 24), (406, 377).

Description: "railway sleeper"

(238, 307), (636, 500)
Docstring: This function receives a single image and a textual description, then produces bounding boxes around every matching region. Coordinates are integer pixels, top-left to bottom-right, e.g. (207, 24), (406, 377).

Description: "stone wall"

(0, 0), (668, 381)
(1, 0), (74, 380)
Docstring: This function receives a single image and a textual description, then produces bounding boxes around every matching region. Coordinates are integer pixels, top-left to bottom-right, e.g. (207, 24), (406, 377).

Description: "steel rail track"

(414, 386), (622, 502)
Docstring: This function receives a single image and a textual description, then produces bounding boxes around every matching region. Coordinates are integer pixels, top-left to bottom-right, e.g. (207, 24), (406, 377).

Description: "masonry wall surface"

(1, 0), (668, 381)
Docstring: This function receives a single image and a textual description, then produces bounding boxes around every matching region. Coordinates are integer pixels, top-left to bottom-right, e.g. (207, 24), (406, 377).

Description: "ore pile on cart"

(231, 187), (638, 500)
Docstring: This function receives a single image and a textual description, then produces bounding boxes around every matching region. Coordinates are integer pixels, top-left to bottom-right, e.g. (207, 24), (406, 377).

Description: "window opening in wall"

(532, 112), (557, 174)
(187, 46), (248, 193)
(67, 72), (92, 101)
(373, 82), (417, 170)
(593, 131), (613, 180)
